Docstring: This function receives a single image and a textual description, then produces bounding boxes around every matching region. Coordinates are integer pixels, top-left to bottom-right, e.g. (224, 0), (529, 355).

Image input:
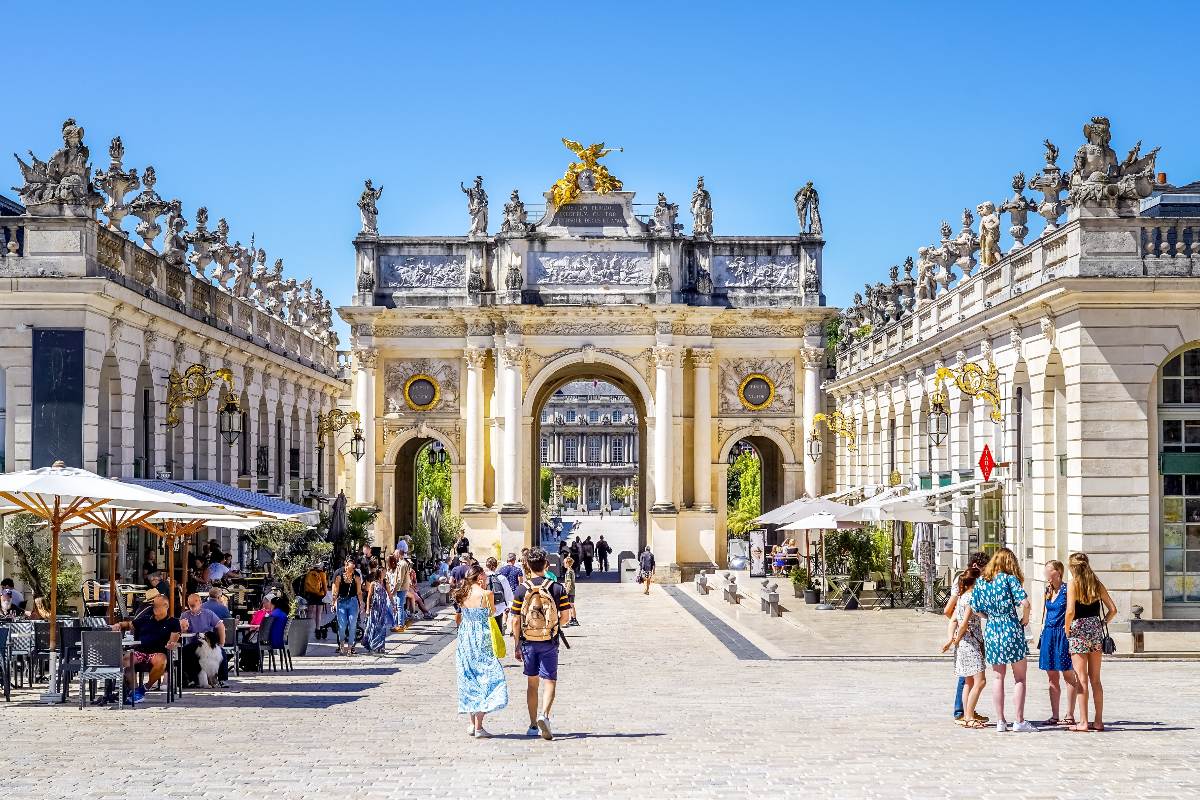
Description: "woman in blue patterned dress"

(1038, 559), (1080, 726)
(362, 567), (395, 654)
(971, 548), (1034, 732)
(454, 564), (509, 738)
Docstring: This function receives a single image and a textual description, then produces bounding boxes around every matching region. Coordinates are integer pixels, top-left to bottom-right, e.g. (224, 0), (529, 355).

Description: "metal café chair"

(0, 627), (11, 702)
(221, 617), (239, 677)
(257, 615), (277, 672)
(56, 625), (84, 703)
(77, 630), (126, 710)
(280, 618), (295, 672)
(6, 621), (34, 688)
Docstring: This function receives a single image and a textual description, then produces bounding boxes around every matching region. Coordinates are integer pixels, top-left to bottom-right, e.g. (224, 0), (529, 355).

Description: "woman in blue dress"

(971, 547), (1034, 732)
(454, 564), (509, 738)
(1038, 559), (1079, 726)
(362, 567), (395, 654)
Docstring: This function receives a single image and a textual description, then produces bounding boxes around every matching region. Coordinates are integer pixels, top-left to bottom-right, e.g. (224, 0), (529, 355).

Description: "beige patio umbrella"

(0, 462), (237, 694)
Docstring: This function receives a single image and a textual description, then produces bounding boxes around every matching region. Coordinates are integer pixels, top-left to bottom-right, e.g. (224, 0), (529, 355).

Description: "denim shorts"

(520, 639), (560, 681)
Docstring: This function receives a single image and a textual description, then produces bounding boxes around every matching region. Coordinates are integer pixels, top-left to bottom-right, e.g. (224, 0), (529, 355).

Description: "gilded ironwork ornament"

(166, 365), (236, 428)
(550, 138), (623, 207)
(738, 373), (776, 411)
(404, 373), (441, 411)
(317, 409), (361, 440)
(934, 359), (1003, 423)
(812, 411), (857, 452)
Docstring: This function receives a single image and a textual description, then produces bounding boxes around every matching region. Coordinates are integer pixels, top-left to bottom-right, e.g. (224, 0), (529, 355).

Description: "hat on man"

(143, 587), (162, 601)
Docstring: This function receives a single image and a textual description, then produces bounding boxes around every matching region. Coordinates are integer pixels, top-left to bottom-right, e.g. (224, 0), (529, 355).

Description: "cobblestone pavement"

(2, 582), (1198, 799)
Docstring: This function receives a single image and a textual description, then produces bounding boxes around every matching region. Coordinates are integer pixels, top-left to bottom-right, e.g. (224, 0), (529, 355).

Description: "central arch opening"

(529, 371), (648, 579)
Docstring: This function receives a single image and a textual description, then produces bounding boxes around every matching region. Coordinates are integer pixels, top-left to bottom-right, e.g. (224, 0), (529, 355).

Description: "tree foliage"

(0, 512), (81, 612)
(245, 520), (332, 606)
(725, 451), (762, 537)
(416, 446), (452, 512)
(540, 466), (553, 506)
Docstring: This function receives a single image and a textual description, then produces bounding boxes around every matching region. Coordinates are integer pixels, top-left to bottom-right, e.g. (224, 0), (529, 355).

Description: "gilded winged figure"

(551, 137), (623, 206)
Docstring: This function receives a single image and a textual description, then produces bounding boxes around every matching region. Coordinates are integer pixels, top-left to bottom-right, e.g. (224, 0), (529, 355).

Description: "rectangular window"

(540, 437), (548, 462)
(980, 487), (1005, 556)
(566, 410), (576, 423)
(611, 438), (625, 464)
(612, 410), (623, 424)
(541, 408), (549, 423)
(589, 409), (600, 423)
(1162, 471), (1200, 603)
(588, 435), (601, 463)
(564, 438), (577, 464)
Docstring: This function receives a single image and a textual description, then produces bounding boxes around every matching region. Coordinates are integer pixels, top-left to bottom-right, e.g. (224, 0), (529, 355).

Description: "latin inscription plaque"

(551, 203), (628, 227)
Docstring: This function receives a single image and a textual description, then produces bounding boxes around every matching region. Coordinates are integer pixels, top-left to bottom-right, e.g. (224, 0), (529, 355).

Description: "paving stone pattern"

(1, 582), (1198, 799)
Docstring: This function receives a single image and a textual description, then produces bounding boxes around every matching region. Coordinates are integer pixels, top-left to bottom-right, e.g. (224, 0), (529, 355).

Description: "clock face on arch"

(405, 375), (439, 411)
(739, 374), (774, 411)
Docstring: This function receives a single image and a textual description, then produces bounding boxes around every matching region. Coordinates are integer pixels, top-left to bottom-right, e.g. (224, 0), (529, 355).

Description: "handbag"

(1100, 608), (1116, 655)
(488, 614), (506, 659)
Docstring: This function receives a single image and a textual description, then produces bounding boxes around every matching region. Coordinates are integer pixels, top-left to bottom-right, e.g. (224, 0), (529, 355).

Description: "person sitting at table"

(202, 587), (233, 620)
(180, 592), (228, 688)
(0, 578), (24, 611)
(249, 596), (272, 628)
(112, 592), (181, 704)
(146, 569), (169, 597)
(206, 555), (232, 584)
(27, 592), (51, 620)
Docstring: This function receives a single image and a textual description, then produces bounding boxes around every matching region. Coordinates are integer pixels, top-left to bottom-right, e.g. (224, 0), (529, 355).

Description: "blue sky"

(7, 2), (1199, 340)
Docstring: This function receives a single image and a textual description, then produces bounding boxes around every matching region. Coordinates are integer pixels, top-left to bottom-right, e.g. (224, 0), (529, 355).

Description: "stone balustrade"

(0, 222), (22, 256)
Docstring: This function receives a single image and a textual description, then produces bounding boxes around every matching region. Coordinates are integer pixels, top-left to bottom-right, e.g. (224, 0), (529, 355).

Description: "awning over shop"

(880, 479), (997, 508)
(122, 479), (319, 525)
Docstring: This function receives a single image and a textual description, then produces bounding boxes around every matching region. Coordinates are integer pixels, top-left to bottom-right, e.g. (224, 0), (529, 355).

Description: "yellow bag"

(489, 614), (506, 659)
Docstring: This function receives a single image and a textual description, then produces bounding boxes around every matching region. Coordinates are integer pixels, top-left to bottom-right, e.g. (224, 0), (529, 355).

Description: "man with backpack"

(510, 547), (572, 741)
(484, 556), (514, 634)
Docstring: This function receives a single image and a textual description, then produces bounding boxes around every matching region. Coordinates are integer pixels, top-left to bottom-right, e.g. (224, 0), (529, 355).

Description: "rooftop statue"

(358, 179), (383, 235)
(209, 218), (236, 289)
(998, 172), (1035, 251)
(1067, 116), (1159, 208)
(94, 136), (140, 233)
(162, 199), (188, 269)
(550, 138), (623, 207)
(461, 175), (488, 237)
(651, 192), (680, 237)
(691, 176), (713, 238)
(129, 165), (169, 251)
(976, 201), (1001, 268)
(794, 181), (822, 235)
(13, 118), (103, 213)
(501, 189), (530, 234)
(231, 234), (256, 299)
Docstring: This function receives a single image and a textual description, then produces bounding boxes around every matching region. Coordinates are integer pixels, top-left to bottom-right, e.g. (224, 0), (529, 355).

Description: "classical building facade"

(340, 143), (835, 577)
(0, 120), (349, 584)
(825, 116), (1198, 620)
(540, 380), (639, 512)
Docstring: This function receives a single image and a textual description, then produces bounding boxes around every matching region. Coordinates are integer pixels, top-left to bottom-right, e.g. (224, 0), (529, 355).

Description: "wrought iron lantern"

(929, 391), (951, 446)
(806, 430), (823, 462)
(217, 391), (243, 447)
(350, 427), (366, 462)
(427, 440), (448, 466)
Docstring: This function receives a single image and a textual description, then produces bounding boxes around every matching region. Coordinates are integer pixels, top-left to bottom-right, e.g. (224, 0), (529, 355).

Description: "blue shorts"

(520, 640), (560, 681)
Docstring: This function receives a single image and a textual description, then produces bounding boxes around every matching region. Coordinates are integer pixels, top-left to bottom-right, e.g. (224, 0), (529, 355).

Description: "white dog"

(196, 630), (224, 689)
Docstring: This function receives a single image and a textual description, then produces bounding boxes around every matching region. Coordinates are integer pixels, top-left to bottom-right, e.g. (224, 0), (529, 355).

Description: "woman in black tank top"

(332, 559), (362, 656)
(1064, 552), (1117, 732)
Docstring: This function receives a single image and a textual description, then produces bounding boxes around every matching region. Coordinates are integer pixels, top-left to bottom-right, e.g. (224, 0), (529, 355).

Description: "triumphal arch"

(340, 141), (835, 577)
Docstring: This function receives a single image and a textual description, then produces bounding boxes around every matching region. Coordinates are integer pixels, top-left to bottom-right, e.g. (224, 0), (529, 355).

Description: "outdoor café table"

(825, 575), (864, 608)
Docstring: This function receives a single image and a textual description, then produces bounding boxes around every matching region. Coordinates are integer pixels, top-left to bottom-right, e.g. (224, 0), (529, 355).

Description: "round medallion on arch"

(738, 373), (775, 411)
(404, 374), (440, 411)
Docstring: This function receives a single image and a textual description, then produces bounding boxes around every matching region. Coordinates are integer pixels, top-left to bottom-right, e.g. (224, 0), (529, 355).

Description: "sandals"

(1061, 717), (1076, 726)
(963, 719), (986, 729)
(1042, 717), (1059, 726)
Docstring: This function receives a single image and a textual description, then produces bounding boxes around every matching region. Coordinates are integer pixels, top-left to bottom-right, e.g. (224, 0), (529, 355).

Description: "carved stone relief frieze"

(379, 255), (466, 289)
(373, 325), (467, 338)
(711, 323), (806, 338)
(523, 320), (654, 336)
(712, 254), (800, 289)
(718, 357), (796, 415)
(527, 251), (652, 286)
(383, 358), (460, 414)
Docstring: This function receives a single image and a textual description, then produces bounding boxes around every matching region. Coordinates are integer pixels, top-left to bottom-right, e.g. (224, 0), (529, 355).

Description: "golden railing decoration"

(812, 411), (857, 452)
(166, 365), (236, 428)
(934, 359), (1003, 423)
(317, 409), (361, 440)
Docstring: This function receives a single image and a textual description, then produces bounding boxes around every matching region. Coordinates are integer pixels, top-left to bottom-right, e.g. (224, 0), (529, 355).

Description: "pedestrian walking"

(971, 547), (1034, 732)
(562, 556), (579, 626)
(331, 558), (363, 656)
(363, 566), (395, 654)
(581, 536), (595, 577)
(1038, 559), (1081, 726)
(386, 553), (408, 632)
(639, 546), (655, 595)
(569, 537), (582, 572)
(454, 564), (509, 738)
(498, 553), (523, 595)
(942, 567), (987, 728)
(944, 551), (990, 722)
(484, 557), (514, 634)
(511, 547), (572, 741)
(1064, 552), (1117, 732)
(596, 535), (612, 573)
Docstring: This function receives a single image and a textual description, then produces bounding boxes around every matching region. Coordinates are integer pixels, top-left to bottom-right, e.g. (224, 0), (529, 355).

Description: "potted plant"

(788, 565), (819, 603)
(245, 520), (332, 657)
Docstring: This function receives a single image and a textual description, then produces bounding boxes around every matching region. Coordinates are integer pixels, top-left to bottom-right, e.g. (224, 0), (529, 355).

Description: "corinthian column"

(353, 348), (377, 505)
(801, 347), (824, 498)
(500, 345), (527, 510)
(464, 347), (487, 509)
(651, 346), (677, 512)
(691, 348), (715, 510)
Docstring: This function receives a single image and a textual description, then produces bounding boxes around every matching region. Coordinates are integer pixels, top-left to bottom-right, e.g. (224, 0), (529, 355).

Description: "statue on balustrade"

(184, 207), (219, 280)
(13, 118), (103, 213)
(1029, 140), (1069, 232)
(691, 176), (713, 238)
(294, 278), (314, 325)
(358, 179), (383, 235)
(501, 189), (530, 234)
(932, 220), (957, 291)
(129, 166), (169, 251)
(94, 136), (140, 232)
(162, 199), (188, 269)
(999, 172), (1035, 251)
(975, 201), (1002, 268)
(461, 176), (488, 237)
(209, 218), (236, 289)
(264, 258), (286, 315)
(951, 209), (980, 278)
(1068, 116), (1159, 208)
(794, 181), (822, 235)
(249, 250), (270, 308)
(915, 247), (936, 302)
(231, 237), (255, 299)
(897, 257), (916, 313)
(651, 192), (679, 237)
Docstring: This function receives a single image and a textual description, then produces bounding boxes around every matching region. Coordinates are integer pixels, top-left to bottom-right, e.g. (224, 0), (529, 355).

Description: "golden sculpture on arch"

(550, 138), (624, 207)
(934, 359), (1003, 423)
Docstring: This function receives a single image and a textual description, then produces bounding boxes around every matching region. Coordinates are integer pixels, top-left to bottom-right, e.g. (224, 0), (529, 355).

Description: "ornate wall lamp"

(929, 357), (1003, 447)
(811, 411), (857, 457)
(317, 409), (364, 462)
(165, 365), (241, 447)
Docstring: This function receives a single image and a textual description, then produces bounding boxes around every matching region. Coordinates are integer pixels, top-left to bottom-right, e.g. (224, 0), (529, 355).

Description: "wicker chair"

(78, 631), (125, 710)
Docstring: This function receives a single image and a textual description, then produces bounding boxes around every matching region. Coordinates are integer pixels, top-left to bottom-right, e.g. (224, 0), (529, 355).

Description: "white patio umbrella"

(0, 462), (241, 692)
(837, 501), (952, 525)
(780, 511), (862, 602)
(756, 497), (852, 527)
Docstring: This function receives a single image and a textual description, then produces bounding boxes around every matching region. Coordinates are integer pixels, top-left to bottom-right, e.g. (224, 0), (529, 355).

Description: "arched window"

(1159, 347), (1200, 605)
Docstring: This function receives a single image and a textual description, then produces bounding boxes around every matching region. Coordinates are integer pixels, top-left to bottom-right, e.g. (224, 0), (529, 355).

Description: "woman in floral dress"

(454, 565), (508, 738)
(942, 567), (987, 728)
(971, 547), (1034, 732)
(362, 567), (395, 654)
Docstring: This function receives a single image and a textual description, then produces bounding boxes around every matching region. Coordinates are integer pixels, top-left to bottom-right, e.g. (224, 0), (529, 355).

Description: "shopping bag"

(489, 614), (506, 659)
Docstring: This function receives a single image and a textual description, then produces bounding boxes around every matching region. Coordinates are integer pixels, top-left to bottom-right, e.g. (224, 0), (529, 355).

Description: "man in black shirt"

(112, 593), (180, 704)
(596, 535), (612, 573)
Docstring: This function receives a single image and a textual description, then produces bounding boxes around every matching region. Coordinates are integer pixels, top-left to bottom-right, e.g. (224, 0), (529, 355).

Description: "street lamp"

(427, 440), (448, 466)
(929, 390), (951, 446)
(350, 427), (365, 462)
(217, 391), (243, 447)
(806, 431), (823, 462)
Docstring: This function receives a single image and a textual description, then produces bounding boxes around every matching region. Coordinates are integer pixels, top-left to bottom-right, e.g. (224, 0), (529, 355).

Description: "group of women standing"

(943, 548), (1117, 732)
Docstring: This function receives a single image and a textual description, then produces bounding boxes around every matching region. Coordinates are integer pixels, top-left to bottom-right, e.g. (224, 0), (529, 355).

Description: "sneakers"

(473, 728), (493, 739)
(995, 721), (1008, 733)
(536, 714), (554, 741)
(127, 687), (145, 706)
(525, 725), (540, 737)
(1010, 721), (1037, 732)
